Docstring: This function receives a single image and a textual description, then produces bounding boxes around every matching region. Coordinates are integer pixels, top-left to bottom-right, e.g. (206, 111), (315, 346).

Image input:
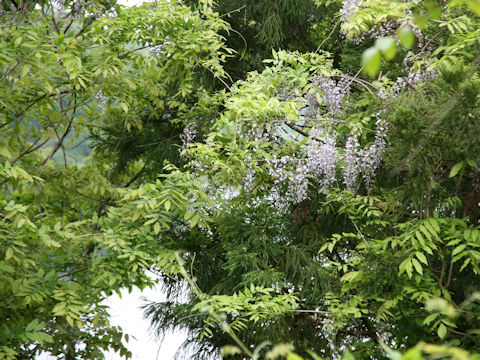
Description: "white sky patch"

(103, 285), (187, 360)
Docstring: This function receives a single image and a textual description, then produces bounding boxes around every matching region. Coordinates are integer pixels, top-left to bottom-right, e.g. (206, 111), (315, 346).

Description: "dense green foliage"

(1, 0), (480, 359)
(0, 0), (227, 358)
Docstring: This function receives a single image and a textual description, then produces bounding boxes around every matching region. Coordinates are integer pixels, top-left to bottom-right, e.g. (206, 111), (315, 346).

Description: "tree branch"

(40, 118), (73, 166)
(11, 137), (51, 165)
(123, 164), (146, 187)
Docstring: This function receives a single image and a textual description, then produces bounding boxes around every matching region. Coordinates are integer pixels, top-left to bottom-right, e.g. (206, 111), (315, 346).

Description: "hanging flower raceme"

(263, 117), (388, 214)
(265, 129), (339, 214)
(180, 123), (197, 154)
(308, 75), (351, 116)
(343, 117), (388, 190)
(344, 135), (360, 189)
(305, 128), (337, 187)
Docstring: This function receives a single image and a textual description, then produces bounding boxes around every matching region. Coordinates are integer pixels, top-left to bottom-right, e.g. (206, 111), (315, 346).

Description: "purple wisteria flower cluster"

(357, 117), (387, 188)
(308, 75), (351, 116)
(392, 66), (437, 93)
(344, 135), (360, 189)
(343, 116), (388, 190)
(266, 130), (338, 215)
(268, 155), (306, 214)
(266, 130), (338, 214)
(180, 123), (197, 154)
(305, 128), (337, 187)
(264, 118), (387, 214)
(236, 70), (388, 214)
(246, 124), (277, 143)
(95, 91), (106, 114)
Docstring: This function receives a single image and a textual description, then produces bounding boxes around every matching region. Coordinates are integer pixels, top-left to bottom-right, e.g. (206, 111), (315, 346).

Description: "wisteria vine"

(180, 70), (391, 216)
(265, 118), (387, 214)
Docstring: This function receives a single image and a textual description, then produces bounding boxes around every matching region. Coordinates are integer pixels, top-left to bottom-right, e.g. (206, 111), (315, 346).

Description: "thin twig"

(48, 0), (60, 33)
(219, 5), (246, 18)
(190, 56), (232, 92)
(123, 164), (146, 187)
(316, 19), (340, 52)
(57, 266), (90, 280)
(75, 16), (95, 38)
(0, 292), (13, 303)
(302, 117), (376, 132)
(75, 233), (103, 239)
(333, 74), (378, 96)
(287, 309), (330, 315)
(40, 118), (73, 166)
(11, 137), (50, 165)
(229, 28), (247, 60)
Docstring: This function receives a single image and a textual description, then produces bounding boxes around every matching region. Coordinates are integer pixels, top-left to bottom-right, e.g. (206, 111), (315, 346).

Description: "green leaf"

(5, 247), (13, 260)
(362, 47), (381, 77)
(190, 214), (199, 228)
(415, 251), (428, 265)
(402, 347), (422, 360)
(399, 258), (410, 275)
(375, 37), (396, 60)
(124, 78), (137, 90)
(449, 161), (464, 177)
(221, 345), (242, 356)
(452, 244), (466, 256)
(340, 271), (361, 283)
(471, 230), (479, 242)
(287, 353), (303, 360)
(465, 158), (476, 167)
(184, 210), (194, 221)
(412, 258), (423, 275)
(406, 261), (413, 278)
(26, 319), (40, 332)
(0, 146), (12, 158)
(66, 315), (75, 327)
(442, 318), (457, 327)
(342, 351), (355, 360)
(437, 323), (447, 339)
(423, 313), (438, 325)
(414, 14), (429, 29)
(460, 258), (471, 271)
(120, 102), (129, 112)
(380, 342), (402, 360)
(154, 222), (161, 235)
(35, 332), (53, 343)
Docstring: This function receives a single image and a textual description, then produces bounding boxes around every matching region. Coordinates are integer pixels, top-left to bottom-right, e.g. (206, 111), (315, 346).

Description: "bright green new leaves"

(0, 0), (230, 358)
(108, 167), (212, 235)
(449, 159), (476, 177)
(193, 284), (299, 336)
(362, 47), (382, 78)
(362, 37), (396, 77)
(346, 0), (480, 77)
(340, 0), (418, 40)
(375, 37), (397, 59)
(398, 26), (415, 48)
